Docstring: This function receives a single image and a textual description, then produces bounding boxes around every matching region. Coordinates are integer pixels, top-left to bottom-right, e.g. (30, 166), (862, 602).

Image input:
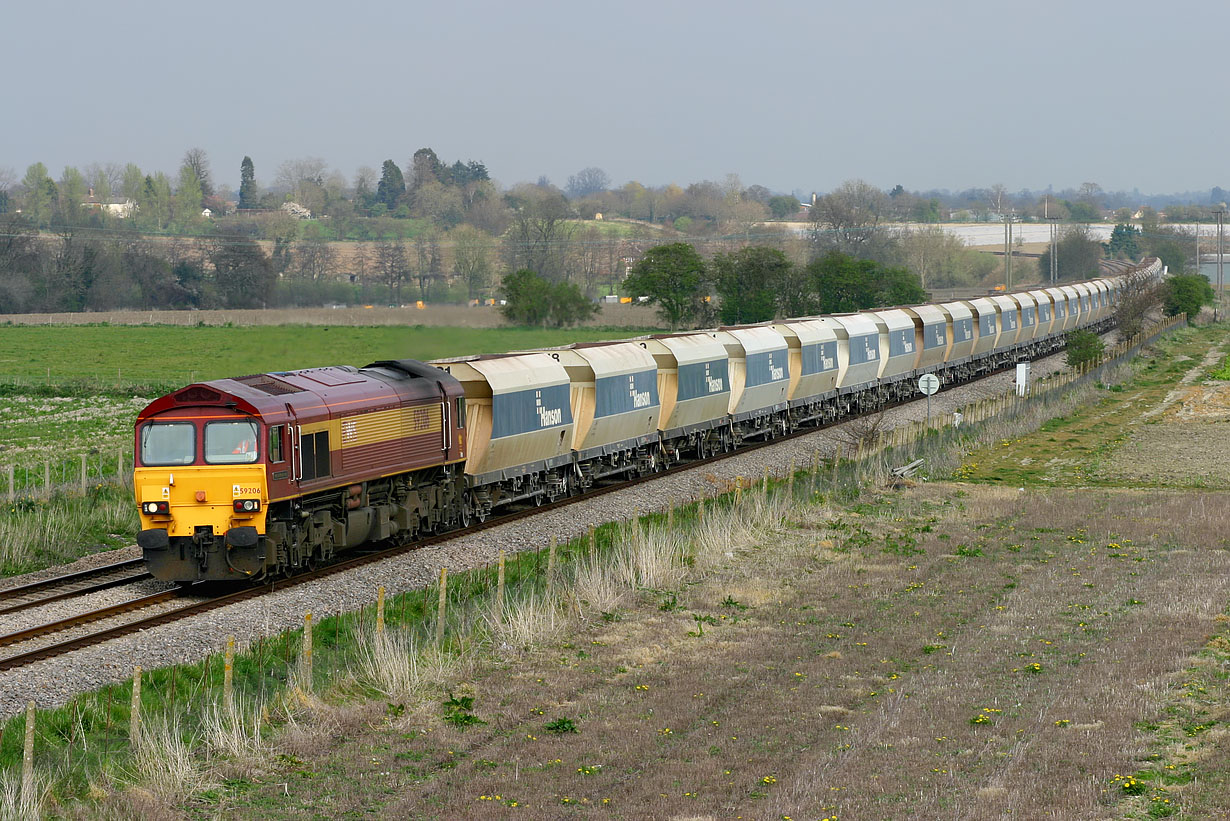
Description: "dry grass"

(127, 715), (210, 805)
(0, 769), (47, 821)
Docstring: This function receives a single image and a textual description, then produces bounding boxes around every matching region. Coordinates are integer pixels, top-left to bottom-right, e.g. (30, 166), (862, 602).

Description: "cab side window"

(269, 426), (284, 462)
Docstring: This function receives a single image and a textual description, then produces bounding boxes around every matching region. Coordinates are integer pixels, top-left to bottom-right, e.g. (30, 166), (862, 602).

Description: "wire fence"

(4, 446), (133, 502)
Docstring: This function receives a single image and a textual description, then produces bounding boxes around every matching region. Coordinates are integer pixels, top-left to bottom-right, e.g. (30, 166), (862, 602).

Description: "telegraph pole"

(1217, 205), (1226, 322)
(1044, 197), (1060, 284)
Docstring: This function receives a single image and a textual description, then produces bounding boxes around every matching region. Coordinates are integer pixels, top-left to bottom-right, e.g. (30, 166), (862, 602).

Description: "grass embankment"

(5, 320), (1227, 819)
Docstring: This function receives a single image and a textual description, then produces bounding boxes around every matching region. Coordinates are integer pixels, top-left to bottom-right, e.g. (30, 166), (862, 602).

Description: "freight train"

(134, 260), (1160, 583)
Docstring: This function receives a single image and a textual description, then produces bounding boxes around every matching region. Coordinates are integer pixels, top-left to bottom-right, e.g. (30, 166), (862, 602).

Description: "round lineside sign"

(918, 373), (940, 396)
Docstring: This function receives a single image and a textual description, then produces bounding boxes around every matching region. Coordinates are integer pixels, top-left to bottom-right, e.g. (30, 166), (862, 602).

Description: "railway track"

(0, 342), (1088, 674)
(0, 558), (152, 616)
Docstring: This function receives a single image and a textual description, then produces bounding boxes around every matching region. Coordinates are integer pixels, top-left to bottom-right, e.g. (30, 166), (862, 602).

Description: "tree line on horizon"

(0, 149), (1212, 318)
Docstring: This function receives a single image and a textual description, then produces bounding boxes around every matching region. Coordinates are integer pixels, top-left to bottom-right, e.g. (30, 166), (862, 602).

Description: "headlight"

(142, 501), (170, 515)
(233, 499), (261, 513)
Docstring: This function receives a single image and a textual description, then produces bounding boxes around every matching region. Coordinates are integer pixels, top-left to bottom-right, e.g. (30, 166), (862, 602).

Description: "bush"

(1065, 329), (1104, 369)
(500, 269), (599, 327)
(1162, 274), (1215, 320)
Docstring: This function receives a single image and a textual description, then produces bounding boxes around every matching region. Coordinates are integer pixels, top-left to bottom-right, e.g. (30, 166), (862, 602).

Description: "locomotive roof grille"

(232, 374), (304, 396)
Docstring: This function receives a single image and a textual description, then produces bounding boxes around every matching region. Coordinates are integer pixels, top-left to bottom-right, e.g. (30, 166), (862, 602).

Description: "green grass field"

(0, 324), (650, 392)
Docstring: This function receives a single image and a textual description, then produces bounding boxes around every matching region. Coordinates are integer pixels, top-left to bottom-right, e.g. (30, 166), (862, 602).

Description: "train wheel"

(460, 494), (474, 529)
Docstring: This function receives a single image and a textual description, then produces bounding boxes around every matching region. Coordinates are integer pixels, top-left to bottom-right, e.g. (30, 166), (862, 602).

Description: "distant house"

(201, 208), (213, 218)
(81, 188), (137, 217)
(104, 199), (136, 218)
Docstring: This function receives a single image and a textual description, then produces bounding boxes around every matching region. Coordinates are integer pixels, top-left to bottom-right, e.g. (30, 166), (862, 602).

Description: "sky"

(3, 0), (1226, 198)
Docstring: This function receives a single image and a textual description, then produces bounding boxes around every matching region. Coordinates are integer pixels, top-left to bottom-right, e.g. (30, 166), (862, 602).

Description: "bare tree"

(810, 179), (889, 258)
(566, 167), (612, 199)
(450, 224), (495, 300)
(503, 184), (576, 282)
(181, 148), (214, 198)
(291, 238), (337, 282)
(1114, 261), (1164, 338)
(374, 239), (409, 302)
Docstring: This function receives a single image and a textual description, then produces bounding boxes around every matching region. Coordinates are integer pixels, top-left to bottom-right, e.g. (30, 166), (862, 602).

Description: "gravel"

(0, 342), (1099, 720)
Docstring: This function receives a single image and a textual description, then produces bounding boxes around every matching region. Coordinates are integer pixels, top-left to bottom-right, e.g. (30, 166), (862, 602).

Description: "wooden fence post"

(435, 567), (448, 644)
(588, 527), (596, 560)
(130, 666), (142, 746)
(224, 636), (235, 714)
(376, 586), (385, 634)
(80, 454), (87, 493)
(22, 701), (35, 803)
(302, 613), (313, 688)
(7, 465), (13, 501)
(666, 502), (674, 530)
(496, 551), (505, 611)
(547, 536), (557, 589)
(43, 462), (50, 499)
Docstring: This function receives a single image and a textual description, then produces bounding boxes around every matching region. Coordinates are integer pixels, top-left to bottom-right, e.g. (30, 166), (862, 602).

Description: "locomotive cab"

(135, 408), (269, 582)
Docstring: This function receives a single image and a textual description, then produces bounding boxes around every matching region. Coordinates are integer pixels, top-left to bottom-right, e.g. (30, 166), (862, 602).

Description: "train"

(134, 259), (1161, 583)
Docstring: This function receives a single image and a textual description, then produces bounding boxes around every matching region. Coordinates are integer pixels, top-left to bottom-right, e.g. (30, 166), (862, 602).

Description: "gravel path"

(0, 342), (1100, 719)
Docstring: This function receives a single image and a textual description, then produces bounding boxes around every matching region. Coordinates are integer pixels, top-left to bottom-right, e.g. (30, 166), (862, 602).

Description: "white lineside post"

(302, 613), (313, 688)
(435, 567), (447, 644)
(130, 666), (142, 746)
(22, 701), (35, 803)
(376, 586), (385, 635)
(224, 636), (235, 714)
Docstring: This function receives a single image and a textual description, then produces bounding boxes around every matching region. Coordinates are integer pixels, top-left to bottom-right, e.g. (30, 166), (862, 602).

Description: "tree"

(1106, 224), (1141, 260)
(501, 269), (598, 327)
(500, 268), (553, 325)
(209, 231), (274, 308)
(899, 226), (994, 290)
(120, 163), (145, 201)
(503, 184), (575, 282)
(1037, 225), (1102, 282)
(712, 246), (789, 325)
(622, 243), (709, 331)
(181, 148), (214, 198)
(175, 163), (204, 221)
(238, 156), (258, 209)
(1115, 265), (1163, 338)
(566, 167), (611, 199)
(376, 160), (405, 211)
(768, 195), (799, 220)
(810, 179), (890, 258)
(373, 239), (409, 301)
(1162, 273), (1214, 319)
(20, 163), (53, 226)
(1065, 329), (1104, 368)
(450, 224), (496, 300)
(805, 251), (926, 314)
(409, 148), (445, 194)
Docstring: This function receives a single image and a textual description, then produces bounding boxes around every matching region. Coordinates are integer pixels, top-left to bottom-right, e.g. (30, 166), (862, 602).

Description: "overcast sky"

(3, 0), (1225, 197)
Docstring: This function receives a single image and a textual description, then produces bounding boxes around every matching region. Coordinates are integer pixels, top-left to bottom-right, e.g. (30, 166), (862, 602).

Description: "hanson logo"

(703, 362), (725, 393)
(534, 390), (563, 427)
(767, 352), (784, 381)
(628, 375), (652, 409)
